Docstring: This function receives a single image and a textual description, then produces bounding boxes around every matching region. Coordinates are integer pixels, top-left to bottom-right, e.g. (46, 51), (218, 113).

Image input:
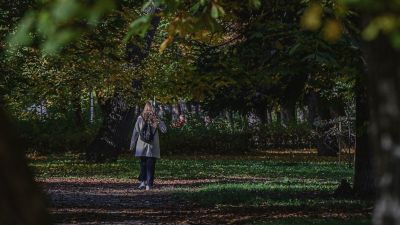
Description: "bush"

(256, 122), (314, 149)
(16, 112), (314, 155)
(161, 115), (314, 155)
(17, 118), (98, 153)
(161, 115), (254, 155)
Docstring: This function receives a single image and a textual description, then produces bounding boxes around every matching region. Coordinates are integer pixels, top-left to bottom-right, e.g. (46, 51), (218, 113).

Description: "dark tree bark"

(254, 106), (268, 124)
(307, 91), (341, 157)
(73, 96), (84, 128)
(86, 93), (129, 162)
(276, 109), (282, 124)
(353, 60), (375, 196)
(86, 13), (161, 162)
(0, 106), (51, 225)
(281, 102), (296, 124)
(266, 107), (273, 124)
(307, 91), (319, 127)
(166, 105), (173, 120)
(363, 34), (400, 224)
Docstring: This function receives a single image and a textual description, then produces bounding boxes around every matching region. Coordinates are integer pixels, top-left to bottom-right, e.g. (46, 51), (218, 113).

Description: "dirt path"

(39, 178), (254, 225)
(38, 178), (370, 225)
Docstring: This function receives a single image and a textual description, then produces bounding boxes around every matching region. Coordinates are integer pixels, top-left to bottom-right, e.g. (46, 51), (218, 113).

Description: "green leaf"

(190, 2), (201, 13)
(391, 31), (400, 49)
(37, 12), (55, 36)
(42, 29), (78, 55)
(51, 0), (80, 23)
(211, 4), (219, 19)
(217, 5), (225, 16)
(7, 11), (35, 47)
(87, 0), (115, 26)
(124, 15), (152, 41)
(249, 0), (261, 9)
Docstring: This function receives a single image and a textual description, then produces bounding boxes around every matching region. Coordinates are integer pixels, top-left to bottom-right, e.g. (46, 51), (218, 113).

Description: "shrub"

(160, 115), (314, 155)
(17, 118), (98, 153)
(161, 115), (254, 155)
(255, 122), (314, 149)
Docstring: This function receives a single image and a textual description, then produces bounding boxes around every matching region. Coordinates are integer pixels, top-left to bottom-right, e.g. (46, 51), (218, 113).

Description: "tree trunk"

(363, 34), (400, 224)
(86, 93), (129, 162)
(266, 107), (273, 124)
(0, 106), (51, 225)
(281, 102), (296, 124)
(86, 14), (161, 162)
(254, 106), (267, 124)
(73, 96), (84, 128)
(276, 109), (282, 124)
(353, 60), (375, 196)
(307, 91), (318, 127)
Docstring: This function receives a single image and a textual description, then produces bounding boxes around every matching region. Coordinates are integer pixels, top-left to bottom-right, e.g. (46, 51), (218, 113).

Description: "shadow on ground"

(38, 178), (371, 225)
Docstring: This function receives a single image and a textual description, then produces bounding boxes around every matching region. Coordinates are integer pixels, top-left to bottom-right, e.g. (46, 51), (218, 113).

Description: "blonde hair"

(141, 101), (159, 127)
(142, 101), (154, 116)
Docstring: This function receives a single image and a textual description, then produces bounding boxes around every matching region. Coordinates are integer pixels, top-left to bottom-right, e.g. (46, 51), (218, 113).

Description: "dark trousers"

(138, 157), (156, 186)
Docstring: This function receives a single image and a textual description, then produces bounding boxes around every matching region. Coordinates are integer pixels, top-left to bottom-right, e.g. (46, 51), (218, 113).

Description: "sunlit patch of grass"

(28, 152), (371, 224)
(173, 181), (372, 224)
(173, 182), (370, 208)
(28, 153), (354, 181)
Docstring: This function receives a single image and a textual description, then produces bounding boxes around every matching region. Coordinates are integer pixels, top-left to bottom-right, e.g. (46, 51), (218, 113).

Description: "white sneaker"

(146, 185), (151, 191)
(138, 182), (146, 189)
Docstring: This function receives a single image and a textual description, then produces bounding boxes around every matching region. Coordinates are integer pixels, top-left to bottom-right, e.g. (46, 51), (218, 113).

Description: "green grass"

(28, 152), (372, 225)
(247, 218), (371, 225)
(29, 152), (353, 180)
(174, 182), (369, 208)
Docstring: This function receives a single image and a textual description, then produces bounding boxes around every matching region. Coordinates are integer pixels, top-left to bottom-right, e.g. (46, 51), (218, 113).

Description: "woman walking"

(130, 101), (167, 190)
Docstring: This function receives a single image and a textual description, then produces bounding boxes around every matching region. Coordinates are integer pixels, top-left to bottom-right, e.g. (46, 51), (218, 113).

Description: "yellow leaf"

(323, 19), (343, 43)
(301, 2), (323, 31)
(159, 36), (173, 53)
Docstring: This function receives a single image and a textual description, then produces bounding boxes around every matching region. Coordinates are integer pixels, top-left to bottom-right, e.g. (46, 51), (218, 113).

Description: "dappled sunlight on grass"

(173, 182), (371, 208)
(28, 152), (354, 181)
(28, 151), (371, 224)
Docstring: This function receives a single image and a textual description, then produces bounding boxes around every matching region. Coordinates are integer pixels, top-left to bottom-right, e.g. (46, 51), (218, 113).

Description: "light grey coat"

(130, 116), (167, 159)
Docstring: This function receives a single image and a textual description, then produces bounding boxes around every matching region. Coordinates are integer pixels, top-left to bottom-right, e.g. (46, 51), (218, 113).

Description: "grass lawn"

(28, 151), (372, 224)
(29, 151), (354, 180)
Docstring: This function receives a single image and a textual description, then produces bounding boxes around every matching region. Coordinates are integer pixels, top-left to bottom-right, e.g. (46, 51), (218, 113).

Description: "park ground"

(28, 150), (373, 225)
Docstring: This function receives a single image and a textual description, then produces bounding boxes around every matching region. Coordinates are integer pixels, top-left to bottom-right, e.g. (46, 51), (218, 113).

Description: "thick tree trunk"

(254, 106), (268, 124)
(86, 14), (161, 162)
(86, 93), (129, 162)
(363, 34), (400, 224)
(307, 91), (340, 157)
(0, 106), (51, 225)
(281, 102), (296, 124)
(353, 61), (375, 196)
